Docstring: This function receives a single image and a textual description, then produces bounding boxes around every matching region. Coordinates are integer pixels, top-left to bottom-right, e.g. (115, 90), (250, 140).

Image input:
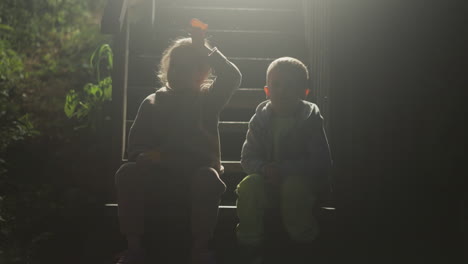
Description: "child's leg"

(115, 162), (145, 253)
(235, 173), (268, 247)
(280, 175), (319, 243)
(190, 167), (226, 257)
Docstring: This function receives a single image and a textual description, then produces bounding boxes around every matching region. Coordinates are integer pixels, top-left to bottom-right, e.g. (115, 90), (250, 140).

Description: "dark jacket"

(127, 48), (242, 173)
(241, 100), (332, 193)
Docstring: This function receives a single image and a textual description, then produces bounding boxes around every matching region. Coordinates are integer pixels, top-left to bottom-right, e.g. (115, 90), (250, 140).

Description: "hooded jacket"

(241, 100), (332, 191)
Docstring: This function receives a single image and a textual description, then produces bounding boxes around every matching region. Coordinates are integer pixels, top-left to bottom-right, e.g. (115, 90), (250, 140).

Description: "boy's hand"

(262, 163), (282, 186)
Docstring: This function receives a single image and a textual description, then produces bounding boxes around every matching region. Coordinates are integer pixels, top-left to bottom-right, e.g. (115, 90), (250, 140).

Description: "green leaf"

(100, 77), (112, 100)
(83, 83), (101, 99)
(64, 90), (78, 118)
(90, 43), (113, 82)
(62, 42), (113, 129)
(0, 24), (13, 32)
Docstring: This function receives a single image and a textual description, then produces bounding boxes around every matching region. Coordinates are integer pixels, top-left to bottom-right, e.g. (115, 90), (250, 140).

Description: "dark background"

(329, 0), (466, 263)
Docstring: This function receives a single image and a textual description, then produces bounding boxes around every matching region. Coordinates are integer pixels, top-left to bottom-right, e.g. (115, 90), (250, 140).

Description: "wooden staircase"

(117, 0), (308, 203)
(102, 0), (335, 262)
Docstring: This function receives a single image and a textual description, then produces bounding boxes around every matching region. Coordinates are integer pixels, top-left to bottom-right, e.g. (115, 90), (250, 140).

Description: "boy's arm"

(127, 94), (156, 162)
(279, 112), (333, 196)
(241, 115), (268, 175)
(206, 47), (242, 111)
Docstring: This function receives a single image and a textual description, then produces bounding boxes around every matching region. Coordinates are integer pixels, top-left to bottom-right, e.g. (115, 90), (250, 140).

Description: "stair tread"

(128, 54), (274, 87)
(128, 86), (262, 91)
(166, 28), (285, 34)
(135, 53), (276, 61)
(129, 26), (307, 59)
(133, 27), (305, 38)
(105, 203), (336, 211)
(160, 6), (298, 12)
(158, 0), (302, 10)
(152, 5), (304, 33)
(228, 57), (275, 61)
(219, 121), (248, 124)
(105, 203), (237, 209)
(117, 159), (242, 163)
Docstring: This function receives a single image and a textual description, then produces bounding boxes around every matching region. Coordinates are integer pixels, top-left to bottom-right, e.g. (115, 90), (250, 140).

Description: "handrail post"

(101, 0), (129, 34)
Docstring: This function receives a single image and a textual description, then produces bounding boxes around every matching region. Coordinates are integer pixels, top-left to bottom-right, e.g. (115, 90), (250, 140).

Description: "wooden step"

(154, 5), (303, 33)
(218, 123), (249, 161)
(156, 0), (303, 10)
(221, 160), (243, 174)
(104, 203), (336, 212)
(219, 108), (256, 123)
(231, 57), (272, 88)
(128, 39), (307, 87)
(126, 55), (275, 88)
(225, 88), (264, 110)
(129, 26), (307, 60)
(105, 203), (237, 209)
(105, 203), (336, 211)
(128, 54), (275, 104)
(219, 133), (244, 161)
(219, 121), (248, 134)
(127, 54), (159, 87)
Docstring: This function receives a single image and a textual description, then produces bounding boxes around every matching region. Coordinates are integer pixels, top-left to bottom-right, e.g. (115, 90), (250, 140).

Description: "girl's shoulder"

(137, 93), (156, 107)
(145, 93), (156, 104)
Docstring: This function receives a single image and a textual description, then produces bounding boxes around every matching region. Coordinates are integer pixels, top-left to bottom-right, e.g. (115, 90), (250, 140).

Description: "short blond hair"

(266, 57), (309, 84)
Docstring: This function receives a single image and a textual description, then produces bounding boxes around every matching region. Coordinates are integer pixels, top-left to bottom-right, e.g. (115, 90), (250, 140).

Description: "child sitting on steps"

(236, 57), (332, 263)
(115, 20), (242, 264)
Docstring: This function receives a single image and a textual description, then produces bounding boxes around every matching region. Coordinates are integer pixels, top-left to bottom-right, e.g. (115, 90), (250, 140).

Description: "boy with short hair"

(236, 57), (332, 261)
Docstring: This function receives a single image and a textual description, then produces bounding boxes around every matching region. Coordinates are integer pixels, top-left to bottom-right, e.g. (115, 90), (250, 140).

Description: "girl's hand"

(190, 18), (208, 51)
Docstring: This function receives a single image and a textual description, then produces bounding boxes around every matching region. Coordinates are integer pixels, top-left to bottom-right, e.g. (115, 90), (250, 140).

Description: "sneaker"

(115, 249), (145, 264)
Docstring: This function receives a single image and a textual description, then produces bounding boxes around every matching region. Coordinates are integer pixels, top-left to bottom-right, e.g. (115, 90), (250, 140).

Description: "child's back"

(242, 99), (329, 174)
(129, 87), (221, 172)
(116, 29), (241, 264)
(128, 38), (241, 173)
(236, 57), (332, 263)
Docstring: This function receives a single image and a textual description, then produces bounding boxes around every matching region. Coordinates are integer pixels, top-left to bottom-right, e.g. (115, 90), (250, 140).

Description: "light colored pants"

(115, 162), (226, 241)
(235, 173), (318, 246)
